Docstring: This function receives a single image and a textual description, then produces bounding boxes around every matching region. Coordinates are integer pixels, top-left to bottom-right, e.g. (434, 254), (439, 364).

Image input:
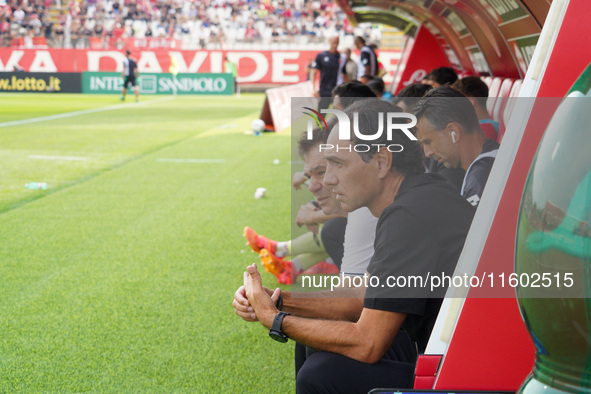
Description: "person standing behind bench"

(310, 36), (341, 112)
(354, 36), (378, 79)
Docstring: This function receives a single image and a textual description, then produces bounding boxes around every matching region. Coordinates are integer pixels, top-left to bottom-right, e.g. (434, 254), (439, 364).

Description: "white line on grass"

(217, 123), (238, 129)
(29, 155), (89, 161)
(0, 96), (176, 128)
(156, 158), (226, 164)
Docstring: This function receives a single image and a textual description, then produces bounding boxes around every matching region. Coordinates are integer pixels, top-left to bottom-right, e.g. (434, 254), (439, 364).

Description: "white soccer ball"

(251, 119), (266, 132)
(254, 187), (267, 199)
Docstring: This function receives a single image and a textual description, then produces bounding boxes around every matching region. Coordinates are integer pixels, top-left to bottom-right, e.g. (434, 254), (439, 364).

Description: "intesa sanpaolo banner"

(0, 48), (401, 84)
(82, 72), (233, 95)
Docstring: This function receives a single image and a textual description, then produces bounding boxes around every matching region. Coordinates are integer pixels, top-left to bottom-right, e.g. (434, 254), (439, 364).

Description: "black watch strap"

(269, 311), (291, 343)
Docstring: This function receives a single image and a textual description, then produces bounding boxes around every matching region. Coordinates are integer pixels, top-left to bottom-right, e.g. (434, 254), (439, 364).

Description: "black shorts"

(123, 75), (137, 88)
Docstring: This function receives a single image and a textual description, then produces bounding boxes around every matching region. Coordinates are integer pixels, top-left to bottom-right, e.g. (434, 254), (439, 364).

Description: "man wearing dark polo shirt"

(414, 86), (499, 207)
(234, 99), (475, 392)
(310, 36), (341, 112)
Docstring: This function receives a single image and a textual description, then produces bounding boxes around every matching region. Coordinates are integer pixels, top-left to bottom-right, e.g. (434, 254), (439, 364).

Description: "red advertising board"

(0, 48), (401, 85)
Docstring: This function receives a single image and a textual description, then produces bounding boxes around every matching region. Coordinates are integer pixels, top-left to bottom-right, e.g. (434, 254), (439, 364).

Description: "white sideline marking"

(156, 158), (226, 164)
(218, 123), (238, 129)
(0, 97), (175, 128)
(29, 155), (88, 161)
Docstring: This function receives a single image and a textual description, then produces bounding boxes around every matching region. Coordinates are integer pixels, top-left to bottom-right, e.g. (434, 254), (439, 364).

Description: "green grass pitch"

(0, 93), (310, 392)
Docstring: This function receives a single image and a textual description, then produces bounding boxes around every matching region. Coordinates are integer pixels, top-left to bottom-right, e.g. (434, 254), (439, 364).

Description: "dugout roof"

(334, 0), (551, 78)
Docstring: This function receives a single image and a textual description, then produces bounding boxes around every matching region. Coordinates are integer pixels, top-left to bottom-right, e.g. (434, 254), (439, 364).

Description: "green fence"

(82, 72), (234, 95)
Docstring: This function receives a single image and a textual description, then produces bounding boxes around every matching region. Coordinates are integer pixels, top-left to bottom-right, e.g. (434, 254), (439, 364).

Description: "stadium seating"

(492, 78), (514, 121)
(499, 79), (523, 142)
(2, 0), (381, 50)
(486, 77), (503, 115)
(480, 76), (524, 143)
(491, 78), (515, 137)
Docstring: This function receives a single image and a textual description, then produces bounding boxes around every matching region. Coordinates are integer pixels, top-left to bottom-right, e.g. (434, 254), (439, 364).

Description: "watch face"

(269, 330), (288, 343)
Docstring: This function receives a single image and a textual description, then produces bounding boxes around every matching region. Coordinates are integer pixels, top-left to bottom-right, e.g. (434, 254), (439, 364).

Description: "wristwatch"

(268, 311), (291, 343)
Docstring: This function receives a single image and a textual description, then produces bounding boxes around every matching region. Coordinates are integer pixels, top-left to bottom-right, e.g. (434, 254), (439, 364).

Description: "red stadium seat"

(89, 37), (103, 49)
(10, 37), (25, 47)
(32, 37), (47, 47)
(481, 76), (492, 88)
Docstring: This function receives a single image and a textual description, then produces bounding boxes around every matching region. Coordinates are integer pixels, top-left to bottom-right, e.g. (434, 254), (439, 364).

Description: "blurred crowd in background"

(0, 0), (382, 49)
